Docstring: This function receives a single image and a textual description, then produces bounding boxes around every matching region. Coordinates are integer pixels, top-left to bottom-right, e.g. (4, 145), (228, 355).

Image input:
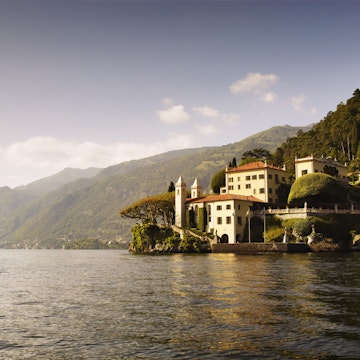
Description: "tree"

(210, 168), (225, 194)
(120, 192), (175, 226)
(228, 157), (237, 169)
(241, 148), (272, 165)
(272, 147), (285, 167)
(168, 181), (175, 192)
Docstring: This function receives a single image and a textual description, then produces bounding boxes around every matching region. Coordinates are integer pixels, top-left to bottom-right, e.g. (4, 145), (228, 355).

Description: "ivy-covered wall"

(186, 209), (195, 228)
(198, 207), (206, 232)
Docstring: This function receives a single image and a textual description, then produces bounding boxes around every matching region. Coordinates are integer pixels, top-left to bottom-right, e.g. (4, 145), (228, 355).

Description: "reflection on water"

(0, 250), (359, 359)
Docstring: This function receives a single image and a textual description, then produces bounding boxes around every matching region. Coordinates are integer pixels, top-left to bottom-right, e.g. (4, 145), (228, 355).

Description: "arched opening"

(236, 234), (242, 243)
(220, 234), (229, 243)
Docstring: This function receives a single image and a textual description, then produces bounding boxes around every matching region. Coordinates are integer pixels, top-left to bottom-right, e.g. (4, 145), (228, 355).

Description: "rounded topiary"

(288, 173), (347, 207)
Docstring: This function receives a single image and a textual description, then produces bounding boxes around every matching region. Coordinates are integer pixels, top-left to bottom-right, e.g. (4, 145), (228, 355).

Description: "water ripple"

(0, 250), (359, 359)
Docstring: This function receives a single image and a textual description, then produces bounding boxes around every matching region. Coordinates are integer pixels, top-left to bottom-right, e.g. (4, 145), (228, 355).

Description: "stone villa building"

(294, 155), (348, 180)
(175, 160), (287, 244)
(175, 157), (349, 244)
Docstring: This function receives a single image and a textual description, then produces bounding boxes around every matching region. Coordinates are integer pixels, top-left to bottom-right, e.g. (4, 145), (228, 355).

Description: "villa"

(175, 157), (351, 244)
(295, 155), (348, 180)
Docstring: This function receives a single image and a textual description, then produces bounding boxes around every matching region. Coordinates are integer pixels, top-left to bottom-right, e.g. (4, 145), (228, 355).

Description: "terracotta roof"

(187, 194), (265, 204)
(227, 161), (285, 173)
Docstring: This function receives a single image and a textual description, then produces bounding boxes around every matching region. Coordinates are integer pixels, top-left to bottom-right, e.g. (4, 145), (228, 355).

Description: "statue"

(283, 227), (289, 243)
(307, 224), (316, 244)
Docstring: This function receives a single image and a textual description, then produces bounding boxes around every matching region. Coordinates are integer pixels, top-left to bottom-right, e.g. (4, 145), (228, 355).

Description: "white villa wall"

(225, 165), (286, 205)
(295, 156), (348, 179)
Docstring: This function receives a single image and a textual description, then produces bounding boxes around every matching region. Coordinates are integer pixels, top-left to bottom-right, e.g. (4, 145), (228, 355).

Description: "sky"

(0, 0), (359, 188)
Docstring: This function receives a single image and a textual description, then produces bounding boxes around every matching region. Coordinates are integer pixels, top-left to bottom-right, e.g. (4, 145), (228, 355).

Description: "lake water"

(0, 250), (359, 359)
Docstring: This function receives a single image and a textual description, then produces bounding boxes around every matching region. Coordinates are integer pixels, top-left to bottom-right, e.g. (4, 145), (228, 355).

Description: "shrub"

(265, 227), (284, 242)
(288, 173), (347, 207)
(179, 235), (202, 253)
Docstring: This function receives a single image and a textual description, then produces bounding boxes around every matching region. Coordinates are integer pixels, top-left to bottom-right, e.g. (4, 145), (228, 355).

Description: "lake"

(1, 250), (359, 359)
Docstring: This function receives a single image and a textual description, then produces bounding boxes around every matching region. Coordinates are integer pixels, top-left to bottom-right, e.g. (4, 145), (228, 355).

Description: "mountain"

(16, 167), (102, 196)
(0, 124), (311, 248)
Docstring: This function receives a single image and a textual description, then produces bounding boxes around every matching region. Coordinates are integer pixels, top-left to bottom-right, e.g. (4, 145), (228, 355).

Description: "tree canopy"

(241, 148), (272, 165)
(210, 168), (225, 194)
(288, 173), (348, 207)
(279, 89), (360, 178)
(120, 192), (175, 226)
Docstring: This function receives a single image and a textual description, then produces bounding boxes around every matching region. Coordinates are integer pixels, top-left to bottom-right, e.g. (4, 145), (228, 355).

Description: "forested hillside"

(275, 89), (360, 178)
(0, 124), (308, 248)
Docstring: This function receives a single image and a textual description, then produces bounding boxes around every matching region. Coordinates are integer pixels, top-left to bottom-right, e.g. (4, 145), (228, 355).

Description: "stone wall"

(212, 243), (310, 254)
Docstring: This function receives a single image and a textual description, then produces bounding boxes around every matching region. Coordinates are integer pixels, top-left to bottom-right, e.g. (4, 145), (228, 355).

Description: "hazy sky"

(1, 0), (359, 187)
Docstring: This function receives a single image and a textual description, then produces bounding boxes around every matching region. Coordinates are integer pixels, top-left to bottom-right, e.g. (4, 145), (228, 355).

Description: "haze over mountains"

(0, 125), (311, 248)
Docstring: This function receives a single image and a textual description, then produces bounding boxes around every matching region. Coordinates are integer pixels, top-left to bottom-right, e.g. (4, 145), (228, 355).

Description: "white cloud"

(195, 124), (218, 135)
(221, 113), (240, 125)
(260, 92), (277, 103)
(230, 72), (279, 94)
(0, 135), (195, 188)
(162, 97), (173, 107)
(291, 94), (305, 112)
(157, 100), (190, 124)
(192, 105), (220, 118)
(291, 94), (317, 115)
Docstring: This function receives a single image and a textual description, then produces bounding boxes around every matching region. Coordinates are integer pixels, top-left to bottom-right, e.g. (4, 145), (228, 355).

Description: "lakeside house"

(222, 160), (287, 205)
(175, 157), (350, 244)
(295, 155), (348, 180)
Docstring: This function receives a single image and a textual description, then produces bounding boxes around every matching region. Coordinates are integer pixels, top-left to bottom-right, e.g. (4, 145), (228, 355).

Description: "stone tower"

(175, 176), (187, 228)
(191, 178), (202, 198)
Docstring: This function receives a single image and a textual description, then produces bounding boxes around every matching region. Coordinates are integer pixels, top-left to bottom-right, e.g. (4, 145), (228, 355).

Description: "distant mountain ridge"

(16, 167), (102, 196)
(0, 124), (311, 248)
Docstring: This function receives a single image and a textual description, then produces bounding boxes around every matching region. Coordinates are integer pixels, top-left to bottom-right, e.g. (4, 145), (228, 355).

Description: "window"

(246, 184), (251, 189)
(269, 188), (273, 194)
(268, 174), (273, 179)
(259, 174), (264, 179)
(226, 216), (231, 224)
(216, 205), (222, 210)
(252, 175), (257, 180)
(229, 177), (234, 183)
(237, 217), (242, 225)
(237, 204), (241, 210)
(246, 175), (251, 180)
(208, 216), (212, 222)
(237, 176), (240, 181)
(237, 185), (241, 190)
(301, 170), (308, 176)
(217, 217), (222, 225)
(259, 188), (265, 194)
(226, 204), (231, 210)
(228, 185), (234, 190)
(253, 189), (256, 194)
(282, 177), (285, 182)
(275, 174), (279, 183)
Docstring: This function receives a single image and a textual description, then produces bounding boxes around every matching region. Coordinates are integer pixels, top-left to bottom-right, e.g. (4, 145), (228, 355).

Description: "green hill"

(0, 125), (310, 248)
(279, 89), (360, 177)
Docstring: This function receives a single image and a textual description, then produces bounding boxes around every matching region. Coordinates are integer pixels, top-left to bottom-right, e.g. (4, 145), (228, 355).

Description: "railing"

(171, 225), (214, 243)
(254, 205), (360, 216)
